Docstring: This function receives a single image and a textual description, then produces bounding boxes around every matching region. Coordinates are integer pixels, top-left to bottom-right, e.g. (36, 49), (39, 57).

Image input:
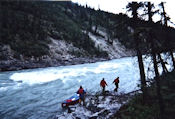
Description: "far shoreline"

(0, 55), (134, 72)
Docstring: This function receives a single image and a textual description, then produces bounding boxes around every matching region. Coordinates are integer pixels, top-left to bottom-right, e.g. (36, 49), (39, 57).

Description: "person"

(113, 77), (119, 91)
(100, 78), (108, 94)
(77, 86), (86, 106)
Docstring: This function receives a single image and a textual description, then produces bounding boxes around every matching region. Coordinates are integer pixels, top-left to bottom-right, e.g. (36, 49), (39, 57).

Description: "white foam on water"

(10, 68), (80, 85)
(94, 62), (122, 74)
(8, 54), (172, 91)
(9, 58), (128, 85)
(0, 87), (8, 92)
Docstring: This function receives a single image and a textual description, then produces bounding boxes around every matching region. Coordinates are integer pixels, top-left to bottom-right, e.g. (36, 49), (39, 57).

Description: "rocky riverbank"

(56, 90), (141, 119)
(0, 57), (110, 72)
(0, 34), (134, 72)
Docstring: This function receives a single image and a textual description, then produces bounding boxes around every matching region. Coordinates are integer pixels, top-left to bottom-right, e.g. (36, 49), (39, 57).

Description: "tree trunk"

(128, 2), (147, 103)
(170, 50), (175, 70)
(160, 2), (168, 26)
(152, 52), (164, 119)
(157, 53), (168, 73)
(150, 35), (164, 119)
(135, 35), (147, 102)
(137, 49), (147, 102)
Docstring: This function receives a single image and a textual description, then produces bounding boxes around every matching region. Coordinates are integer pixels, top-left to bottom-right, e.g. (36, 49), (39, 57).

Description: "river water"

(0, 57), (141, 119)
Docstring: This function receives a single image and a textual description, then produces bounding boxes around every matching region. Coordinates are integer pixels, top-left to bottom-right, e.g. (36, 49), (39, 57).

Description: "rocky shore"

(56, 90), (141, 119)
(0, 57), (109, 72)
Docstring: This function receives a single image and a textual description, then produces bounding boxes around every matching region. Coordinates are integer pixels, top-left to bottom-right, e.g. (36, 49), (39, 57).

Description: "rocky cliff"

(0, 1), (135, 71)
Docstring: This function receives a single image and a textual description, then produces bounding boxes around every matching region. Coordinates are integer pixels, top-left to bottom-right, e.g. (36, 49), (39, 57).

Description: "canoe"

(61, 93), (80, 108)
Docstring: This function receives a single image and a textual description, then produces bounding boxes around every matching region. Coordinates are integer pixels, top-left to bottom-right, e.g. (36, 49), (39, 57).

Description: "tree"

(159, 2), (175, 70)
(149, 30), (165, 119)
(147, 2), (165, 118)
(145, 2), (168, 74)
(126, 2), (147, 102)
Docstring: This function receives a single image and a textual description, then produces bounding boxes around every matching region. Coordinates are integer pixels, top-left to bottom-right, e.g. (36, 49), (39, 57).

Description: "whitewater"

(0, 56), (172, 119)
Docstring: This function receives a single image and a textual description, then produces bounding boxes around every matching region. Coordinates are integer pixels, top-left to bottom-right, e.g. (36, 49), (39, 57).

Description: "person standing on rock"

(77, 86), (86, 106)
(113, 77), (119, 92)
(100, 78), (108, 94)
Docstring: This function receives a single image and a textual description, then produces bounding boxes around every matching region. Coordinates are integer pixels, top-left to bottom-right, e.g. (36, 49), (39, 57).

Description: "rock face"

(0, 29), (134, 71)
(88, 27), (134, 59)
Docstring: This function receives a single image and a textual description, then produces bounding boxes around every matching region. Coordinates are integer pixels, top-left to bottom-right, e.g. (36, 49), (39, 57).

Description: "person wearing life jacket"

(77, 86), (86, 105)
(100, 78), (108, 94)
(113, 77), (119, 91)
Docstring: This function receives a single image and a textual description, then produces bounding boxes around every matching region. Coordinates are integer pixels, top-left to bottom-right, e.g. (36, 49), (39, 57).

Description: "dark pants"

(114, 83), (119, 91)
(102, 86), (106, 94)
(79, 95), (85, 105)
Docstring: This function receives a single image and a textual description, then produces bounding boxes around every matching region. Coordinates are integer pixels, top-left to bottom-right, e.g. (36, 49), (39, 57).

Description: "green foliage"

(0, 1), (110, 58)
(0, 1), (49, 57)
(1, 1), (175, 59)
(116, 71), (175, 119)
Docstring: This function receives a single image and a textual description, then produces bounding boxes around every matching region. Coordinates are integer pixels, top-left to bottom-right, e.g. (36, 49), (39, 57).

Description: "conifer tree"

(126, 2), (147, 102)
(159, 2), (175, 70)
(147, 2), (165, 117)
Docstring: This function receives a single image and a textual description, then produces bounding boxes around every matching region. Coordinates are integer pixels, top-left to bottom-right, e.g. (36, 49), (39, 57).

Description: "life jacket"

(78, 88), (84, 94)
(100, 80), (107, 87)
(66, 99), (72, 102)
(114, 78), (119, 83)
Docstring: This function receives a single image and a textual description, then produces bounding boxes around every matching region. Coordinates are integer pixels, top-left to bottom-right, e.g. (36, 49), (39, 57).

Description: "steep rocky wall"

(0, 29), (135, 71)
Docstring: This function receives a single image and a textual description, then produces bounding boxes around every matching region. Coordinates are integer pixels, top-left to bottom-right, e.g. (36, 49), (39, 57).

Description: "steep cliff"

(0, 1), (135, 71)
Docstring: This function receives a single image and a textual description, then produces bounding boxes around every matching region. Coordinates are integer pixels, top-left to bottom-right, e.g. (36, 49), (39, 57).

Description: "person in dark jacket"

(100, 78), (108, 94)
(113, 77), (119, 91)
(77, 86), (86, 105)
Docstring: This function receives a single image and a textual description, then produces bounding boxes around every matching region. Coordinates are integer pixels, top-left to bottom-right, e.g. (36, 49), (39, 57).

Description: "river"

(0, 57), (141, 119)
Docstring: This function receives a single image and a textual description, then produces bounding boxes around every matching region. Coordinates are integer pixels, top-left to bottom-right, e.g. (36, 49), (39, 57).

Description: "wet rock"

(56, 91), (140, 119)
